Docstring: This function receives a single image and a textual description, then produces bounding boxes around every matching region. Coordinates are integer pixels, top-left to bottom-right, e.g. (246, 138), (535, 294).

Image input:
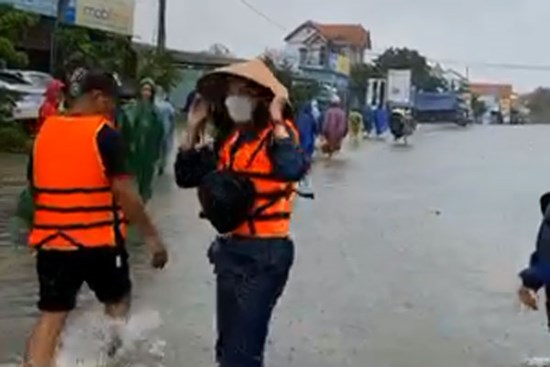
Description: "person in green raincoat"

(118, 78), (164, 203)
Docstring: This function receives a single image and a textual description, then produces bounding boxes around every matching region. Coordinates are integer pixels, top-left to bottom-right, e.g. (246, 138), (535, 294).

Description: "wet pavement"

(2, 124), (550, 366)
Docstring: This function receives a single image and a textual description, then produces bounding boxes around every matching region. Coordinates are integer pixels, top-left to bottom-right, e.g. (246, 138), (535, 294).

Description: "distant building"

(284, 21), (371, 69)
(469, 83), (513, 100)
(283, 21), (371, 106)
(429, 64), (468, 91)
(469, 82), (513, 123)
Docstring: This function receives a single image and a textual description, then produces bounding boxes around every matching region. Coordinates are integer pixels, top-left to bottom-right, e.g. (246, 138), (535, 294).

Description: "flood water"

(2, 124), (550, 366)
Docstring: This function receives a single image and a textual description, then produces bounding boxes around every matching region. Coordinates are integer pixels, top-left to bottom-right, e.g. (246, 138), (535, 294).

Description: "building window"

(299, 48), (307, 65)
(319, 46), (327, 66)
(354, 47), (364, 64)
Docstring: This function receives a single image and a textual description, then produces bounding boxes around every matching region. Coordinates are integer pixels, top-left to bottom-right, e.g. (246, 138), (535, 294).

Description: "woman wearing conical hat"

(175, 59), (309, 367)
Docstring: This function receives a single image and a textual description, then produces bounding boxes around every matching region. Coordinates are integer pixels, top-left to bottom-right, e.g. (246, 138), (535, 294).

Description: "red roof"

(285, 21), (371, 49)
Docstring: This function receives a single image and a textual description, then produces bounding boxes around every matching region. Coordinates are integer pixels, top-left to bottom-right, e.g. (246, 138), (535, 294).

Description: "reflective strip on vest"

(28, 115), (127, 250)
(219, 120), (298, 238)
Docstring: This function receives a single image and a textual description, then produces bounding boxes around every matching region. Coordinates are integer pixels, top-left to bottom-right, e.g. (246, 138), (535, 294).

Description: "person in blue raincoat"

(296, 100), (319, 162)
(155, 86), (176, 175)
(362, 103), (373, 138)
(296, 100), (319, 192)
(519, 192), (550, 328)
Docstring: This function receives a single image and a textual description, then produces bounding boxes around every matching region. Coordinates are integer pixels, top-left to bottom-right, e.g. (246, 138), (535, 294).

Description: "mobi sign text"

(82, 5), (112, 20)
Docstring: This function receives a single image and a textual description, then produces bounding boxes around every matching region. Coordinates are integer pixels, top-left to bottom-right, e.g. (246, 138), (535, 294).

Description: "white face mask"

(225, 95), (254, 123)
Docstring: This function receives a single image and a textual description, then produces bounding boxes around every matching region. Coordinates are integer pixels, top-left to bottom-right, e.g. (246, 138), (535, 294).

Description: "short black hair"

(80, 70), (119, 98)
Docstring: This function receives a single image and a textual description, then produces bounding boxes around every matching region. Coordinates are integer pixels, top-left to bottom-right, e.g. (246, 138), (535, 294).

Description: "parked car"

(0, 71), (45, 121)
(8, 70), (53, 89)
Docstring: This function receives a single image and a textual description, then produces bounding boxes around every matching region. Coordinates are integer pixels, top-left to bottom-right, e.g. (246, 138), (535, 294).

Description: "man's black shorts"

(36, 247), (132, 312)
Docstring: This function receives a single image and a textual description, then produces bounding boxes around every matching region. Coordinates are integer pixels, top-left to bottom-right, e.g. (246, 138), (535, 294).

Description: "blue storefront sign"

(63, 0), (76, 23)
(0, 0), (81, 25)
(0, 0), (57, 17)
(1, 0), (135, 35)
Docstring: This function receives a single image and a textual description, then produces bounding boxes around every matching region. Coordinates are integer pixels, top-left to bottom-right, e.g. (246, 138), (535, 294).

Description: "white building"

(283, 21), (371, 70)
(430, 63), (468, 92)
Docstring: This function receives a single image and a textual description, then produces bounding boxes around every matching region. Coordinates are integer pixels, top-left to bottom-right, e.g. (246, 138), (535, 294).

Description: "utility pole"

(156, 0), (167, 51)
(50, 0), (69, 74)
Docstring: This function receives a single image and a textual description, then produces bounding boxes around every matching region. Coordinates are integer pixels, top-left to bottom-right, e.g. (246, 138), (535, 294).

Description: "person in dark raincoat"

(174, 59), (308, 367)
(389, 108), (416, 144)
(118, 78), (164, 203)
(519, 193), (550, 325)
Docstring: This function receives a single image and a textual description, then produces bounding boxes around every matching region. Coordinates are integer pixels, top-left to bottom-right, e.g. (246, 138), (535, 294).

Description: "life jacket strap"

(33, 186), (111, 194)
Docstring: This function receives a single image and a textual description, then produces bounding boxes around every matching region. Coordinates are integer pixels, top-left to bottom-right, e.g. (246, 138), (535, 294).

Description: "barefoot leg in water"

(24, 311), (69, 367)
(104, 296), (131, 357)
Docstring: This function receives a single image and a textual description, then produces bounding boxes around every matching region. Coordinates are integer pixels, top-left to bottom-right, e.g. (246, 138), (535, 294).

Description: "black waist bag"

(198, 170), (255, 234)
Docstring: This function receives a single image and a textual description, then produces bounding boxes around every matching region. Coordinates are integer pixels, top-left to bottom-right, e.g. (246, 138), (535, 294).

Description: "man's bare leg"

(104, 295), (131, 357)
(24, 311), (69, 367)
(105, 295), (130, 319)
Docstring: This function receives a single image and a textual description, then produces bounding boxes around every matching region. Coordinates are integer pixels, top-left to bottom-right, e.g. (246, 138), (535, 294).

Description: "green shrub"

(0, 125), (31, 153)
(137, 49), (181, 92)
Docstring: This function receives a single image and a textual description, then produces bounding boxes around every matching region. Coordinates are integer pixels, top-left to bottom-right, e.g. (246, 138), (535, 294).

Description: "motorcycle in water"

(389, 108), (417, 145)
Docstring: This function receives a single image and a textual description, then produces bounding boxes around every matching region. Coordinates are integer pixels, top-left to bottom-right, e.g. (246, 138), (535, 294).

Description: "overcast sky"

(133, 0), (550, 92)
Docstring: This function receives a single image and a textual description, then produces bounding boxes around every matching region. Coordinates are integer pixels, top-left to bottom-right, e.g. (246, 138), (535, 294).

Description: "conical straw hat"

(197, 58), (288, 101)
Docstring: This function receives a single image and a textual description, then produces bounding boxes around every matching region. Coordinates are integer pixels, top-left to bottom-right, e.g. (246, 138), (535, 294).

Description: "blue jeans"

(208, 236), (294, 367)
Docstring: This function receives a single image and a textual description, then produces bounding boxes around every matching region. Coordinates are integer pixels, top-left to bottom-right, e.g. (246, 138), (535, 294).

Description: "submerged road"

(2, 124), (550, 366)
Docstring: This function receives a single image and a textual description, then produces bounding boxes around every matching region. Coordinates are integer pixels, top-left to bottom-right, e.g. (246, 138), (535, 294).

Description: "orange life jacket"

(218, 121), (298, 238)
(28, 115), (127, 250)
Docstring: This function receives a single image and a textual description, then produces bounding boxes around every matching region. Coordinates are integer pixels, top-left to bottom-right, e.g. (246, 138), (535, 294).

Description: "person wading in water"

(23, 70), (168, 367)
(118, 78), (164, 203)
(175, 59), (308, 367)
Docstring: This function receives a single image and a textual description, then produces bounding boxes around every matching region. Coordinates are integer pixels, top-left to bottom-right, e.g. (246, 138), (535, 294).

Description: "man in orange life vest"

(23, 70), (168, 367)
(175, 60), (309, 367)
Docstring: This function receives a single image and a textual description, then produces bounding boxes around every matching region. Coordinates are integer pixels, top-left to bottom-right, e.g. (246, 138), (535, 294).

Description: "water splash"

(56, 309), (166, 367)
(523, 357), (550, 367)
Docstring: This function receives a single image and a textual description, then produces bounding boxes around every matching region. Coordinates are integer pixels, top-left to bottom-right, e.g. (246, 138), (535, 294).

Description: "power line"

(434, 59), (550, 72)
(232, 3), (550, 73)
(365, 50), (550, 72)
(237, 0), (288, 31)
